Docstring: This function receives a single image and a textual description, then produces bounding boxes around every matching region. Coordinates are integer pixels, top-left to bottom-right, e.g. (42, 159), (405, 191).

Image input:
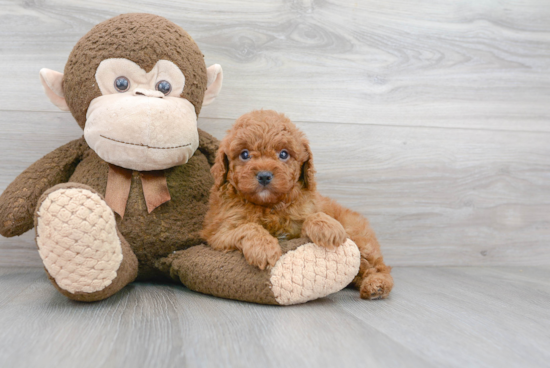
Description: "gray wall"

(1, 0), (549, 267)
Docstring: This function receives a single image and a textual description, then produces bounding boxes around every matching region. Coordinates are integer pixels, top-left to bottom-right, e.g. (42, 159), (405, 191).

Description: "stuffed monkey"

(0, 14), (360, 305)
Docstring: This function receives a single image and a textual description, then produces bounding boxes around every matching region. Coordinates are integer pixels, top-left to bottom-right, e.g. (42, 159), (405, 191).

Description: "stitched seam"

(100, 135), (191, 150)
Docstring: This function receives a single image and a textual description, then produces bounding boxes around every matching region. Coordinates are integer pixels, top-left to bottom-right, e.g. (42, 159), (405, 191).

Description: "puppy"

(201, 110), (393, 299)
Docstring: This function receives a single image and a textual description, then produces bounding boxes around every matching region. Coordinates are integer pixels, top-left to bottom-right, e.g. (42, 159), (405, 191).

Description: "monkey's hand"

(302, 212), (348, 249)
(0, 137), (88, 237)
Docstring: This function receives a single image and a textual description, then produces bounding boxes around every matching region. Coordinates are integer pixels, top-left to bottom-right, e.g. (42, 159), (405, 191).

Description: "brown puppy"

(202, 110), (393, 299)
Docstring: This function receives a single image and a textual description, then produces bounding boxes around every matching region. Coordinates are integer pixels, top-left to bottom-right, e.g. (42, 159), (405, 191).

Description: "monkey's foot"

(35, 183), (137, 301)
(162, 238), (360, 305)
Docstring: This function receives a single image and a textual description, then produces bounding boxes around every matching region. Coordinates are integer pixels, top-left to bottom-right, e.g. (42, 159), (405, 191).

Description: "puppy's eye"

(114, 77), (130, 92)
(279, 149), (290, 161)
(240, 149), (250, 161)
(156, 80), (172, 95)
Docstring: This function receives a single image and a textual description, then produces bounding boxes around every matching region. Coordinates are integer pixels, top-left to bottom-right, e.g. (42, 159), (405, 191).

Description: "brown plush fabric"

(158, 238), (311, 305)
(0, 128), (216, 280)
(65, 129), (217, 278)
(0, 137), (88, 237)
(63, 13), (207, 129)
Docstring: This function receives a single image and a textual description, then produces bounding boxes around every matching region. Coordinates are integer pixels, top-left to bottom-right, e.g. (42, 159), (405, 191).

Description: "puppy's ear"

(211, 143), (230, 191)
(300, 139), (316, 191)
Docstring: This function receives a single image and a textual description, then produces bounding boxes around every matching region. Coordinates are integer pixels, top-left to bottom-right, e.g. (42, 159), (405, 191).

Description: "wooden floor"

(1, 1), (550, 367)
(0, 266), (548, 368)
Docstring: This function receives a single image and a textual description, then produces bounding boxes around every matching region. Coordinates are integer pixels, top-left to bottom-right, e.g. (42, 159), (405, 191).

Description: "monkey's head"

(39, 13), (223, 171)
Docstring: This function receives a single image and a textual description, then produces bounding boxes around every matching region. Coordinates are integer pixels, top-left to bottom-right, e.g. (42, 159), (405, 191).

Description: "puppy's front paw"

(241, 234), (282, 270)
(302, 212), (347, 249)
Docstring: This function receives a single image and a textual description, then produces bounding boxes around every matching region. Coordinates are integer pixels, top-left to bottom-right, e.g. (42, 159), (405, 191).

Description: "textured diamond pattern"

(36, 187), (123, 294)
(270, 239), (360, 305)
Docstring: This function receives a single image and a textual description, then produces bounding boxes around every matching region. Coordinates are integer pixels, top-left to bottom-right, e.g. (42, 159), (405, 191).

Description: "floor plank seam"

(3, 109), (550, 135)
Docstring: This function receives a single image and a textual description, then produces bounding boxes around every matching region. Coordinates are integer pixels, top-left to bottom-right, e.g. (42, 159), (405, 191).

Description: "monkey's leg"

(34, 183), (138, 302)
(156, 237), (360, 305)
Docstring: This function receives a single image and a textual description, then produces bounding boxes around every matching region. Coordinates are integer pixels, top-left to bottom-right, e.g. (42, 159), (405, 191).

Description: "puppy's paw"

(360, 273), (394, 300)
(302, 212), (347, 249)
(241, 234), (282, 270)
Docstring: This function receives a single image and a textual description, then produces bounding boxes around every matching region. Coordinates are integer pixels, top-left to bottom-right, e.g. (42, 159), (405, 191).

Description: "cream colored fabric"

(95, 59), (186, 97)
(85, 93), (199, 171)
(270, 239), (360, 305)
(85, 58), (199, 171)
(39, 68), (69, 111)
(36, 187), (123, 294)
(203, 64), (223, 106)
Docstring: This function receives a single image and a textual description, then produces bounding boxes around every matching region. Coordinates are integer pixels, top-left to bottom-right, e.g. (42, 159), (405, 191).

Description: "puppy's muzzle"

(256, 171), (273, 186)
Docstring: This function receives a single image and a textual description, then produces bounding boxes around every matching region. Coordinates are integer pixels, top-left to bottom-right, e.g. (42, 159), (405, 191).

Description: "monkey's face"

(38, 14), (223, 172)
(84, 59), (198, 171)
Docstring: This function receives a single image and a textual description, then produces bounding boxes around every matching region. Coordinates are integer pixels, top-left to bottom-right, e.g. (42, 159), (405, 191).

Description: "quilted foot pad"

(36, 187), (123, 294)
(270, 239), (361, 305)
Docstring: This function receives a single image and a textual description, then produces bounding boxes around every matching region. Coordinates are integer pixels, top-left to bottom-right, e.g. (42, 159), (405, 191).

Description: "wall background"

(1, 0), (549, 267)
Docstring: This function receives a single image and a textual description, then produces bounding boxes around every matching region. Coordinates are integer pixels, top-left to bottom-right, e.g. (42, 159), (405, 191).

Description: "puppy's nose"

(257, 171), (273, 186)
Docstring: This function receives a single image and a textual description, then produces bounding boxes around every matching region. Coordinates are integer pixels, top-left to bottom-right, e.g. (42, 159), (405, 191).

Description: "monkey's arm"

(0, 137), (89, 237)
(197, 128), (220, 166)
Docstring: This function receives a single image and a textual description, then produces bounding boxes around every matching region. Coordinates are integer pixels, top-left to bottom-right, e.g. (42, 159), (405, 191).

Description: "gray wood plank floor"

(0, 266), (548, 368)
(1, 2), (549, 367)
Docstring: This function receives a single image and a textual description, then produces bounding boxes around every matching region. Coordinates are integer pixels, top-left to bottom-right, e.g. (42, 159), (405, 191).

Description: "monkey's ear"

(203, 64), (223, 106)
(39, 68), (69, 111)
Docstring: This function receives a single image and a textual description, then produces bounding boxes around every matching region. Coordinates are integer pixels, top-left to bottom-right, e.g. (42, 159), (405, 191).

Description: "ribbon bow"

(104, 164), (171, 218)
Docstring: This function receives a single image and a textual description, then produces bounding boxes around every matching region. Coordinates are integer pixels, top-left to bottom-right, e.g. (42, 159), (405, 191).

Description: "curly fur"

(202, 110), (393, 299)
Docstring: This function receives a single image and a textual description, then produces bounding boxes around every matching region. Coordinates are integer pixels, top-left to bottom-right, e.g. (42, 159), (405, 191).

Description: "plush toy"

(0, 14), (360, 305)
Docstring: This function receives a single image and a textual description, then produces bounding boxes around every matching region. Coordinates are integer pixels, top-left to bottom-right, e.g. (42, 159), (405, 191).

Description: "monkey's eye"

(114, 77), (130, 92)
(279, 149), (290, 161)
(239, 149), (250, 161)
(156, 80), (172, 95)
